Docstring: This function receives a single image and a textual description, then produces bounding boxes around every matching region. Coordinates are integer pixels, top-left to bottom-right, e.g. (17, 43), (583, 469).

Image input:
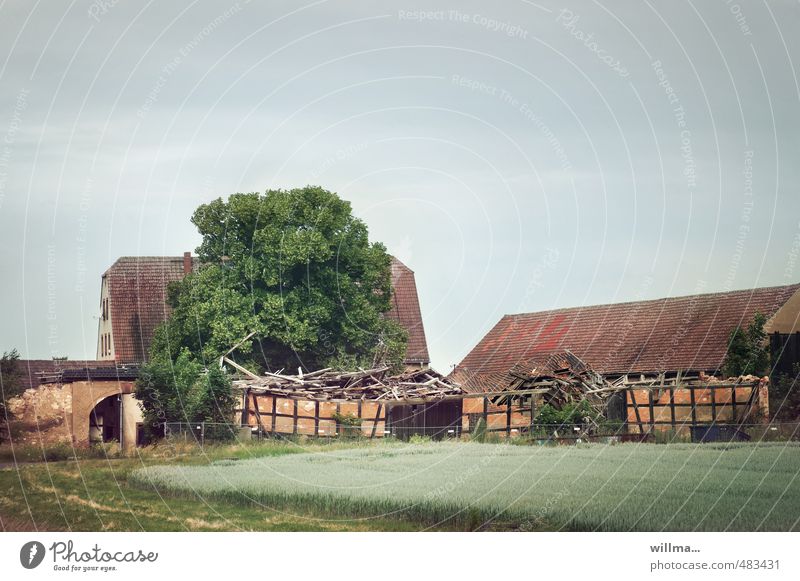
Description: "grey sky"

(1, 0), (799, 371)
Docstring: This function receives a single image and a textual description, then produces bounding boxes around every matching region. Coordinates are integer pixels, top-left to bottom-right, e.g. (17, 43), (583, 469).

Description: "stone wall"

(6, 384), (74, 445)
(5, 380), (138, 448)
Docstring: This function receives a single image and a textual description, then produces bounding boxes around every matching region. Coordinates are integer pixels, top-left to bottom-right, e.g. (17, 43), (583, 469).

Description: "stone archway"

(69, 380), (136, 448)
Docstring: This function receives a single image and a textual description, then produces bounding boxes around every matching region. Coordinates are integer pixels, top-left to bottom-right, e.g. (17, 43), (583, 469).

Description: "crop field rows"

(131, 441), (800, 531)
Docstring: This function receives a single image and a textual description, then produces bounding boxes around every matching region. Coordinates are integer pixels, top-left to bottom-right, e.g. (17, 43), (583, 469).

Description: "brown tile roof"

(16, 360), (118, 391)
(105, 256), (197, 364)
(386, 257), (430, 365)
(103, 255), (430, 366)
(453, 283), (800, 392)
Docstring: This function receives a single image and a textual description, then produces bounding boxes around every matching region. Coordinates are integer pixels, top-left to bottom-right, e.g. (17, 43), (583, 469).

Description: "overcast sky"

(1, 0), (799, 371)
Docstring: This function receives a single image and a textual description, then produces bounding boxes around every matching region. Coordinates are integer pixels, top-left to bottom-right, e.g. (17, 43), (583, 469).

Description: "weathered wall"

(6, 383), (73, 445)
(625, 379), (769, 434)
(246, 393), (386, 437)
(5, 380), (137, 446)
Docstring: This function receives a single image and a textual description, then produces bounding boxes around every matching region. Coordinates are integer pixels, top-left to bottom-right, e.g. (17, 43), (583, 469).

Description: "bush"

(535, 400), (598, 428)
(769, 364), (800, 421)
(331, 412), (362, 438)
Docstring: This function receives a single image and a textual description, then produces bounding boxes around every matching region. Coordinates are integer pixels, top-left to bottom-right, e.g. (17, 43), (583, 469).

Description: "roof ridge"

(390, 255), (414, 274)
(505, 282), (800, 319)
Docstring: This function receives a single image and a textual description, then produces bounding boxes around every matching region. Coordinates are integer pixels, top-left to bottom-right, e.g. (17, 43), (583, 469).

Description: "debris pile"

(226, 361), (462, 402)
(502, 350), (620, 428)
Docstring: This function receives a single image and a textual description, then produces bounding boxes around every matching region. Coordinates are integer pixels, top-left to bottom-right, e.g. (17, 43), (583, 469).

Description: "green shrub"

(332, 412), (362, 438)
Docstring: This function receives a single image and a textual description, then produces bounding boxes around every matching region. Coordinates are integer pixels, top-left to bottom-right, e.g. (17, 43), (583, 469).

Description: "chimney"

(183, 251), (192, 275)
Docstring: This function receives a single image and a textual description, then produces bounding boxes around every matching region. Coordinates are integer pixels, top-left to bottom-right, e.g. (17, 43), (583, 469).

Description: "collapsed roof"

(228, 363), (461, 402)
(454, 283), (800, 393)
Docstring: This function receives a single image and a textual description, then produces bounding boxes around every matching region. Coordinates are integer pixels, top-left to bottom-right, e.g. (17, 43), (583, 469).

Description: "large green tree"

(151, 186), (407, 373)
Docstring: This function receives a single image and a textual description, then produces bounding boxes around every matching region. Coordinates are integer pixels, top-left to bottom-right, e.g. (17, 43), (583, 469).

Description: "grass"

(3, 439), (800, 531)
(129, 441), (800, 531)
(0, 437), (425, 531)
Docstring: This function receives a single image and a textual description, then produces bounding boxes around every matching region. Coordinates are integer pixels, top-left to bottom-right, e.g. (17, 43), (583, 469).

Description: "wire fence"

(163, 421), (800, 445)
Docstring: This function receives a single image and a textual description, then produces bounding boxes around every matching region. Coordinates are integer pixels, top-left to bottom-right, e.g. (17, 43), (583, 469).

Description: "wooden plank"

(710, 385), (717, 423)
(689, 386), (697, 426)
(669, 387), (676, 425)
(628, 390), (644, 434)
(369, 404), (382, 438)
(270, 395), (277, 433)
(251, 392), (265, 434)
(529, 395), (536, 432)
(240, 387), (250, 426)
(314, 401), (320, 436)
(222, 356), (261, 381)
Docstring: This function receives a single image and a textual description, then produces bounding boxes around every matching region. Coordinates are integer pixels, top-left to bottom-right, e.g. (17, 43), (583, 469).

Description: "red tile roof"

(105, 257), (197, 364)
(16, 360), (118, 391)
(386, 257), (430, 365)
(103, 255), (430, 366)
(453, 283), (800, 392)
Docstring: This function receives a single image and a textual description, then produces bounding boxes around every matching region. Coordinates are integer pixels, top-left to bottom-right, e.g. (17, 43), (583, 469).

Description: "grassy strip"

(0, 438), (432, 531)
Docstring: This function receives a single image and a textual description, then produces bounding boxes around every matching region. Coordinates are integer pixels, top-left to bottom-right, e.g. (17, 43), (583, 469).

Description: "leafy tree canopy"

(723, 312), (770, 377)
(151, 186), (407, 373)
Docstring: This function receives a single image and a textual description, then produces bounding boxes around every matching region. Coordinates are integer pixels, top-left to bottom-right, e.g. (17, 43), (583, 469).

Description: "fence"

(163, 419), (800, 445)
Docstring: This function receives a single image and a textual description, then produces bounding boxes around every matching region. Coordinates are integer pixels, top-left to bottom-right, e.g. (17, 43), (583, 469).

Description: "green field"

(0, 440), (423, 531)
(3, 440), (800, 531)
(130, 441), (800, 531)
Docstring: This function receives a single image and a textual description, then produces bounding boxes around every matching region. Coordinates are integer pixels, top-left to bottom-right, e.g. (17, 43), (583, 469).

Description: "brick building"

(96, 253), (430, 368)
(453, 283), (800, 392)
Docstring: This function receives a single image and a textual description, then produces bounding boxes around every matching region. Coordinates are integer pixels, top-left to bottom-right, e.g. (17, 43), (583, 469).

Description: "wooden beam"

(669, 387), (676, 426)
(369, 404), (382, 438)
(222, 356), (261, 381)
(251, 392), (265, 435)
(710, 386), (717, 423)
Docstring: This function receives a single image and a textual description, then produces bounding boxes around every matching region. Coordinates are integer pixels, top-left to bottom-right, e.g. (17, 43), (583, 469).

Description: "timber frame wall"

(241, 388), (547, 439)
(625, 380), (768, 434)
(239, 381), (768, 439)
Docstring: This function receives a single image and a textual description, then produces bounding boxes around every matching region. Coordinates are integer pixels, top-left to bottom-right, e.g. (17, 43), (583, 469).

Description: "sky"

(1, 0), (799, 372)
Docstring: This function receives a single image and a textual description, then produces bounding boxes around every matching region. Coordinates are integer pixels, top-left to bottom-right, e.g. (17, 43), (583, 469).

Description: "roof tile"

(453, 283), (800, 392)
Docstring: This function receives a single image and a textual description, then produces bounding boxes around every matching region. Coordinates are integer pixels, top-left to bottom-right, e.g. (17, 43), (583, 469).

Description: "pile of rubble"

(225, 359), (462, 402)
(502, 351), (622, 428)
